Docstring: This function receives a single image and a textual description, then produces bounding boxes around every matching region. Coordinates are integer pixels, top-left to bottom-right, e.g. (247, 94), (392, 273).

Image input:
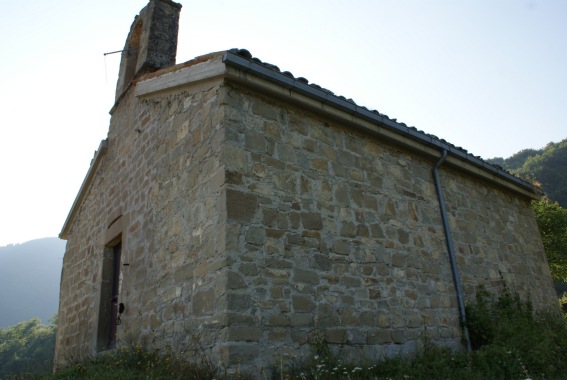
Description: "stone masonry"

(218, 83), (555, 366)
(54, 1), (557, 375)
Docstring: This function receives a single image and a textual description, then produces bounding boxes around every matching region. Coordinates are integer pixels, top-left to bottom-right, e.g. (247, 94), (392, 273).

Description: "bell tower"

(115, 0), (182, 100)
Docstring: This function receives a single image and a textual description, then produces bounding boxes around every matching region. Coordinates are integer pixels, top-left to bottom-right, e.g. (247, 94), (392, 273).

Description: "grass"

(279, 287), (567, 380)
(12, 345), (216, 380)
(10, 287), (567, 380)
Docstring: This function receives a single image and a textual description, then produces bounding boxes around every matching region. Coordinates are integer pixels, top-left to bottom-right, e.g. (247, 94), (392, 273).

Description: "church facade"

(54, 0), (556, 372)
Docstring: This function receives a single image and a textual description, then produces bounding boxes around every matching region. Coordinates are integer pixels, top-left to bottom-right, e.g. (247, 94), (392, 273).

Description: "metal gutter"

(222, 51), (539, 196)
(433, 149), (472, 353)
(60, 139), (108, 240)
(226, 51), (479, 349)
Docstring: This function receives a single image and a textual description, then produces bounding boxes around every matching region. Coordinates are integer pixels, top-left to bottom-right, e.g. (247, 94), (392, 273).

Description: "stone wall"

(55, 60), (556, 373)
(220, 82), (556, 370)
(55, 77), (227, 366)
(441, 166), (555, 304)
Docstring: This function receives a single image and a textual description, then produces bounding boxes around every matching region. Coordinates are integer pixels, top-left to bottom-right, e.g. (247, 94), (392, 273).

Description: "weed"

(13, 288), (567, 380)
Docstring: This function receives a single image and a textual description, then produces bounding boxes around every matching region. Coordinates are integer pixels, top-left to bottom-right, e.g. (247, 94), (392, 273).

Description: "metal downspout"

(432, 149), (472, 352)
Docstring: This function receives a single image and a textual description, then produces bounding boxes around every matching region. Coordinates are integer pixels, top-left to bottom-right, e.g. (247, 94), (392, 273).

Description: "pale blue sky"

(0, 0), (565, 246)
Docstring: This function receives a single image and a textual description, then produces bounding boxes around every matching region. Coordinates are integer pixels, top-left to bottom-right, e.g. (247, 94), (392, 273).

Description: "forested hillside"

(488, 138), (567, 207)
(0, 238), (65, 328)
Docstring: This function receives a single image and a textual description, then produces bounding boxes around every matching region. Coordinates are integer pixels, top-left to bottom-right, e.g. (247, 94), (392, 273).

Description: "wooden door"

(108, 243), (121, 349)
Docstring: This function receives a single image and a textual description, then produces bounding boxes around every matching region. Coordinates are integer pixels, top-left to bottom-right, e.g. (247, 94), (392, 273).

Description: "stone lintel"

(104, 213), (130, 247)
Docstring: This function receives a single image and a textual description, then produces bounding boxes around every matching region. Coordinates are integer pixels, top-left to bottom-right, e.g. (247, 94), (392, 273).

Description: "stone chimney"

(115, 0), (182, 101)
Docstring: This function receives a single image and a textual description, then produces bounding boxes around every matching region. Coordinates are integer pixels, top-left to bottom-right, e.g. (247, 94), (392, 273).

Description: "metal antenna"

(104, 49), (128, 56)
(103, 48), (137, 56)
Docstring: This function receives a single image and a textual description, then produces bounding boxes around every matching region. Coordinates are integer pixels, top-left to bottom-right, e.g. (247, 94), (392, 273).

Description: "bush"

(465, 286), (567, 378)
(13, 289), (567, 380)
(279, 288), (567, 380)
(0, 316), (57, 379)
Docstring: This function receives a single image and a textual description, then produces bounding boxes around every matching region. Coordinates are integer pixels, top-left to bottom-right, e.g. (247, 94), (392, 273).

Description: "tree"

(532, 199), (567, 281)
(487, 139), (567, 207)
(0, 315), (57, 378)
(520, 141), (567, 207)
(505, 148), (540, 171)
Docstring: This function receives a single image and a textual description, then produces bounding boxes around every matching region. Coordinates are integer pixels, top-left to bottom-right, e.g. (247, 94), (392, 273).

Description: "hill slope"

(0, 238), (65, 328)
(487, 138), (567, 207)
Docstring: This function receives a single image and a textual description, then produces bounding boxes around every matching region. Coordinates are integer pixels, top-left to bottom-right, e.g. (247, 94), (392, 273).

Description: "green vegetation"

(7, 290), (567, 380)
(488, 138), (567, 207)
(48, 345), (215, 380)
(0, 316), (57, 379)
(532, 199), (567, 281)
(518, 140), (567, 207)
(489, 148), (540, 172)
(282, 288), (567, 380)
(5, 141), (566, 379)
(489, 138), (567, 288)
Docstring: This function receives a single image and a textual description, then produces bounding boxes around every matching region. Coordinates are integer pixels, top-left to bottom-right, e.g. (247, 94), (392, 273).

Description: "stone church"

(54, 0), (556, 372)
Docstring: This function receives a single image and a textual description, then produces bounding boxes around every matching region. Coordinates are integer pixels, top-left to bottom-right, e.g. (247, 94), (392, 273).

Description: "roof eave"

(59, 139), (108, 240)
(221, 50), (542, 199)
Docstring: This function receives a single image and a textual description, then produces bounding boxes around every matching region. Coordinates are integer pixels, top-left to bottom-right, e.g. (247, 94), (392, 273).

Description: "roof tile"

(224, 48), (535, 187)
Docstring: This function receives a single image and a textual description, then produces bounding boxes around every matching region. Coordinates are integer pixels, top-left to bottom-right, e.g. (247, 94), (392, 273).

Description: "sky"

(0, 0), (565, 247)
